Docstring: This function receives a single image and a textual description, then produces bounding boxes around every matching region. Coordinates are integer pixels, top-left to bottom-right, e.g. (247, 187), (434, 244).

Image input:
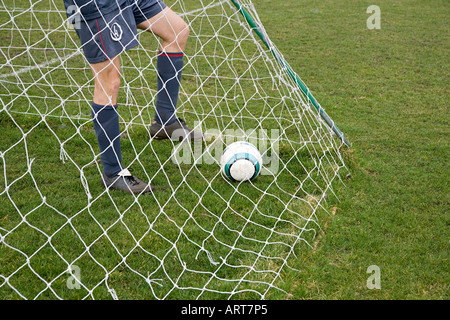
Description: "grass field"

(0, 0), (448, 300)
(257, 0), (448, 299)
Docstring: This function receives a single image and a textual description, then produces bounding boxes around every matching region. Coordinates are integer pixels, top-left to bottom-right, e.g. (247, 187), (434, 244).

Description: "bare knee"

(109, 76), (121, 101)
(162, 18), (190, 52)
(138, 8), (190, 52)
(175, 21), (189, 51)
(93, 64), (121, 105)
(109, 71), (121, 94)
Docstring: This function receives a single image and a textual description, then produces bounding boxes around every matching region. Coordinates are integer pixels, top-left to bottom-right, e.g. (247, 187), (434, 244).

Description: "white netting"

(0, 0), (347, 299)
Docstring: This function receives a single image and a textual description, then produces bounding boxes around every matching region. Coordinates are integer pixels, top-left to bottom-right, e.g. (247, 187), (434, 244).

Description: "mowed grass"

(0, 108), (336, 299)
(0, 0), (448, 300)
(0, 0), (344, 300)
(256, 0), (448, 299)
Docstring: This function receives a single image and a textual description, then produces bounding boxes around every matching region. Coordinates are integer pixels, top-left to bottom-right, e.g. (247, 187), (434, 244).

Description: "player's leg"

(89, 56), (154, 194)
(89, 57), (122, 178)
(91, 56), (121, 106)
(70, 3), (154, 194)
(135, 4), (203, 141)
(136, 7), (189, 53)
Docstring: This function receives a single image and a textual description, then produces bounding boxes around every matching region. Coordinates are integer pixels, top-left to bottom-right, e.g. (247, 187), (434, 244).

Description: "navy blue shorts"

(74, 0), (167, 64)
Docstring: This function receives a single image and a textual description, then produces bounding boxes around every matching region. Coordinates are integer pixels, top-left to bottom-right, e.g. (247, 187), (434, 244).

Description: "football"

(220, 141), (263, 182)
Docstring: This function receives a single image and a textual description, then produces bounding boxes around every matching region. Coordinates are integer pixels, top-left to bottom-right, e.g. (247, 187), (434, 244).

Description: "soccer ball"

(220, 141), (263, 182)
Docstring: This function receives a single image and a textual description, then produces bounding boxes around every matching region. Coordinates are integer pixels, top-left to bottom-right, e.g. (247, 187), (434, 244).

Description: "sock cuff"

(91, 101), (118, 112)
(158, 51), (184, 58)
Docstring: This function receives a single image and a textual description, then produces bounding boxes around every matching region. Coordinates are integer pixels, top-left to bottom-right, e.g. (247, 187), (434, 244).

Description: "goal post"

(230, 0), (351, 148)
(0, 0), (349, 300)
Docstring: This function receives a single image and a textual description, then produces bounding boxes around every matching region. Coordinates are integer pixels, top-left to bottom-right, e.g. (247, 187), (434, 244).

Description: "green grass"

(0, 0), (448, 300)
(256, 0), (449, 299)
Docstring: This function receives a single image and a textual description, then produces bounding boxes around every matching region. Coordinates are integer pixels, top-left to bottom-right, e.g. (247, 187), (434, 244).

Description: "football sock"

(154, 51), (184, 126)
(91, 102), (123, 178)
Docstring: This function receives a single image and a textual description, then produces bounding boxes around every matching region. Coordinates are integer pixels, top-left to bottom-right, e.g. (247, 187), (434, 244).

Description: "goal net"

(0, 0), (348, 299)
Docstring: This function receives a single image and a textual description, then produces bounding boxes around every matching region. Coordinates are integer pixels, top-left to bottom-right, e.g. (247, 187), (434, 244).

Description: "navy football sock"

(155, 51), (184, 126)
(91, 102), (123, 178)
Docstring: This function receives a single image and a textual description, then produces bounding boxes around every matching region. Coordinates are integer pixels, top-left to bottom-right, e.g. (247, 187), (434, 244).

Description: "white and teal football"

(220, 141), (262, 182)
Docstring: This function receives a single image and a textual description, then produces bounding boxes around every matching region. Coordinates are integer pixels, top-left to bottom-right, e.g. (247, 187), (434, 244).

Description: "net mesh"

(0, 0), (347, 299)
